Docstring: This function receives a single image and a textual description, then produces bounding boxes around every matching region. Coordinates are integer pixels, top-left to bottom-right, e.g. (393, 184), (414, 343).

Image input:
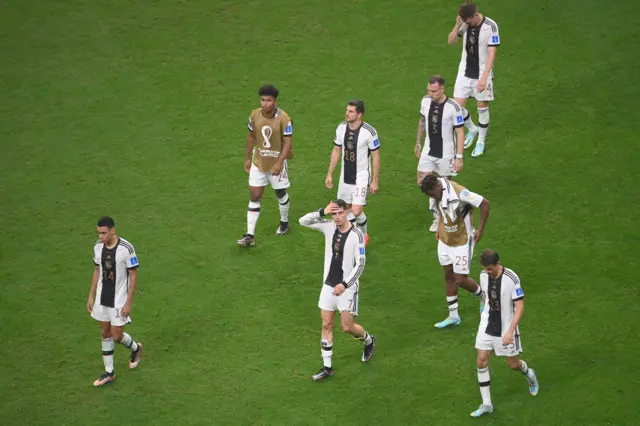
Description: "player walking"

(299, 200), (376, 381)
(88, 216), (143, 387)
(448, 2), (500, 157)
(325, 100), (380, 245)
(470, 249), (539, 417)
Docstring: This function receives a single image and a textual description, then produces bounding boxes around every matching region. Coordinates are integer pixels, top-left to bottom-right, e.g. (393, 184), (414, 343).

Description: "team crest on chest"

(346, 135), (355, 150)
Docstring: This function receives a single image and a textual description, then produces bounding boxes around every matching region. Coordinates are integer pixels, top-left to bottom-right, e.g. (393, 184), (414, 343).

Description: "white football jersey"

(419, 97), (464, 158)
(334, 121), (380, 185)
(479, 267), (524, 338)
(457, 16), (500, 80)
(298, 211), (366, 288)
(93, 238), (139, 309)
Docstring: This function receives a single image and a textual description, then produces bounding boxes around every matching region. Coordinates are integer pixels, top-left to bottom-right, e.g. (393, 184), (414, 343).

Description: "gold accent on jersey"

(437, 181), (475, 247)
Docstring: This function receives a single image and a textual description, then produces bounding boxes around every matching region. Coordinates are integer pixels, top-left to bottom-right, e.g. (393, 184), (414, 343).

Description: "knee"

(100, 330), (112, 339)
(340, 320), (352, 334)
(507, 357), (521, 370)
(351, 206), (363, 217)
(322, 321), (333, 334)
(454, 275), (467, 287)
(476, 356), (489, 369)
(275, 189), (287, 199)
(110, 330), (123, 343)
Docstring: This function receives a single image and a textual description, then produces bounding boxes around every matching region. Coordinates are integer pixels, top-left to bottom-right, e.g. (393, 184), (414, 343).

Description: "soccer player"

(420, 175), (490, 328)
(470, 249), (539, 417)
(448, 2), (500, 157)
(415, 75), (466, 232)
(325, 100), (380, 245)
(87, 216), (143, 387)
(299, 200), (376, 381)
(238, 84), (293, 247)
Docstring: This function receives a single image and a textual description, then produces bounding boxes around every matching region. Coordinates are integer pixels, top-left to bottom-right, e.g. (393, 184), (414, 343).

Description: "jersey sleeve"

(125, 248), (140, 269)
(451, 101), (464, 128)
(299, 211), (336, 237)
(367, 127), (380, 151)
(93, 245), (100, 266)
(510, 273), (524, 301)
(334, 124), (343, 146)
(342, 231), (366, 288)
(459, 188), (484, 208)
(282, 114), (293, 136)
(488, 22), (500, 46)
(420, 97), (428, 117)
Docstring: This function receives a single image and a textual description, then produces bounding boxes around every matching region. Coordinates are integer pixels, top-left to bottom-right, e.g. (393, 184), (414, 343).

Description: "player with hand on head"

(325, 100), (380, 246)
(238, 84), (293, 247)
(448, 2), (500, 157)
(299, 199), (376, 381)
(88, 216), (143, 387)
(470, 249), (539, 418)
(420, 175), (490, 328)
(415, 75), (466, 232)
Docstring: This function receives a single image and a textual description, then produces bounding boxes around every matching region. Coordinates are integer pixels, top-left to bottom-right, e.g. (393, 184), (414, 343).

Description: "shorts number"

(455, 256), (468, 267)
(344, 151), (355, 162)
(353, 187), (366, 198)
(277, 165), (288, 182)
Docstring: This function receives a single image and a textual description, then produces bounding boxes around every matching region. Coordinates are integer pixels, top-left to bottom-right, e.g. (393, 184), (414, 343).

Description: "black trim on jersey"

(513, 296), (524, 302)
(342, 124), (362, 185)
(485, 17), (498, 32)
(369, 146), (380, 152)
(362, 123), (377, 137)
(334, 142), (342, 146)
(503, 269), (520, 284)
(427, 99), (445, 158)
(446, 98), (461, 112)
(464, 17), (484, 79)
(485, 270), (503, 337)
(99, 242), (119, 308)
(325, 227), (354, 287)
(345, 228), (365, 288)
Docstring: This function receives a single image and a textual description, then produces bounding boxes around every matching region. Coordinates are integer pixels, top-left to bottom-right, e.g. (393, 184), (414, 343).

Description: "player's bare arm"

(87, 264), (100, 313)
(272, 135), (292, 175)
(244, 131), (255, 173)
(453, 126), (465, 172)
(415, 115), (425, 158)
(369, 149), (380, 194)
(502, 299), (524, 345)
(121, 268), (137, 317)
(477, 46), (497, 92)
(474, 198), (491, 242)
(325, 145), (341, 189)
(448, 16), (463, 44)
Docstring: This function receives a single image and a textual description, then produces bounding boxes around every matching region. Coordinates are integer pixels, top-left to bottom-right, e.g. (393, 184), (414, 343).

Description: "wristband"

(455, 154), (463, 159)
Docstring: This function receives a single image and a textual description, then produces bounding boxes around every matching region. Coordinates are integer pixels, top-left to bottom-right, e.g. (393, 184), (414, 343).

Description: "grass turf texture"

(1, 0), (639, 424)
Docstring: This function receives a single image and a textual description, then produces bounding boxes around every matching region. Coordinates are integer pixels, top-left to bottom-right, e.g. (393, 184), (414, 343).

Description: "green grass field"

(2, 0), (639, 424)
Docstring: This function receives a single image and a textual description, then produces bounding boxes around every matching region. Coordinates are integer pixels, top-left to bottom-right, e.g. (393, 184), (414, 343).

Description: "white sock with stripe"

(102, 338), (114, 373)
(478, 107), (490, 143)
(120, 332), (139, 352)
(355, 212), (368, 234)
(277, 192), (290, 222)
(477, 367), (492, 406)
(462, 107), (478, 133)
(247, 201), (260, 236)
(321, 339), (333, 368)
(447, 296), (459, 319)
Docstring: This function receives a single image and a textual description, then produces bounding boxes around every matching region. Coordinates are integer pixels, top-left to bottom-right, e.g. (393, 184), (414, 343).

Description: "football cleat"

(276, 221), (290, 236)
(362, 335), (376, 362)
(93, 371), (115, 387)
(471, 141), (485, 157)
(237, 234), (256, 247)
(312, 366), (334, 381)
(527, 369), (539, 396)
(470, 404), (494, 418)
(129, 343), (143, 369)
(464, 129), (478, 149)
(434, 317), (461, 329)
